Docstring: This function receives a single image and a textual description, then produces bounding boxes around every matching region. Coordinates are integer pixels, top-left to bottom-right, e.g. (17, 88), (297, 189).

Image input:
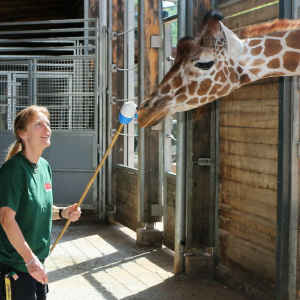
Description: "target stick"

(50, 102), (137, 253)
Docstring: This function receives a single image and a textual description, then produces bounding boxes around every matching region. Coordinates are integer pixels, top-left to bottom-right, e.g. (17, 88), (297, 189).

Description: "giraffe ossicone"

(138, 10), (300, 127)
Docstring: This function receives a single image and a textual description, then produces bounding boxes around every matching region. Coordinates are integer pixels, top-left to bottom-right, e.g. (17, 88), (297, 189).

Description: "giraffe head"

(138, 10), (243, 127)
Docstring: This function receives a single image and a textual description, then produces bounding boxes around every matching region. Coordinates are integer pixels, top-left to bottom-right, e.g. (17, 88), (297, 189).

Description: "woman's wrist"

(59, 208), (67, 220)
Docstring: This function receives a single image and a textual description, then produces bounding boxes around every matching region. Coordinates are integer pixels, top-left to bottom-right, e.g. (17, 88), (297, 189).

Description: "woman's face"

(19, 111), (51, 152)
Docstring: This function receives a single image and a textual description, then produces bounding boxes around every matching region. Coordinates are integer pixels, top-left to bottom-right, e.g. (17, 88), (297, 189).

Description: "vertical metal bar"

(158, 1), (164, 222)
(137, 0), (145, 223)
(288, 2), (299, 298)
(101, 26), (108, 217)
(99, 0), (108, 218)
(184, 0), (193, 254)
(33, 59), (37, 105)
(212, 0), (220, 269)
(107, 0), (113, 206)
(174, 0), (187, 275)
(94, 19), (100, 213)
(123, 1), (129, 166)
(163, 20), (173, 243)
(127, 0), (135, 168)
(28, 60), (33, 106)
(276, 2), (292, 299)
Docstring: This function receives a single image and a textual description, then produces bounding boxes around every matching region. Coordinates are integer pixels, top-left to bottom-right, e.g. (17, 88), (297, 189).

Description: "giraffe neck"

(237, 29), (300, 85)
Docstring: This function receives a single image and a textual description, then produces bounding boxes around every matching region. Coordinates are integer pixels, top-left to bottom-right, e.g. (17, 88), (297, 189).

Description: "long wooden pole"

(50, 124), (124, 253)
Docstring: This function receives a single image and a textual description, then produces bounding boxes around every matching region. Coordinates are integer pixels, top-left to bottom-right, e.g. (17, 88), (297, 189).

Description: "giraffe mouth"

(138, 109), (168, 127)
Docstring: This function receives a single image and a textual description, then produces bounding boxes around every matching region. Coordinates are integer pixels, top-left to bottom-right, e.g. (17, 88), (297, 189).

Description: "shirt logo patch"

(45, 183), (52, 192)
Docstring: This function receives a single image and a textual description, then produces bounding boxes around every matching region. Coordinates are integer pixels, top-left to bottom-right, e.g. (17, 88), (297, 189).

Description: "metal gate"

(0, 19), (99, 211)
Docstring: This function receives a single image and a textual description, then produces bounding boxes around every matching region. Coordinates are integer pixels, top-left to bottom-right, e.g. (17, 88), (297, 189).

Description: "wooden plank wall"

(116, 166), (143, 231)
(217, 0), (279, 297)
(163, 173), (176, 251)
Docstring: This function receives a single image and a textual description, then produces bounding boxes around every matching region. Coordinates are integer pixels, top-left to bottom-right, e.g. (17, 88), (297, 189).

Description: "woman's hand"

(26, 257), (49, 284)
(62, 204), (81, 222)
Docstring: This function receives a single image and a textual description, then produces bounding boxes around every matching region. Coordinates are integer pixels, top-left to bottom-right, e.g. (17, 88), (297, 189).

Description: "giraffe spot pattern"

(251, 46), (263, 56)
(229, 58), (235, 66)
(197, 78), (212, 96)
(251, 59), (265, 66)
(215, 70), (227, 82)
(237, 66), (243, 74)
(249, 68), (261, 76)
(283, 51), (300, 72)
(173, 76), (183, 89)
(175, 86), (187, 96)
(209, 70), (215, 76)
(249, 39), (262, 47)
(188, 81), (198, 95)
(161, 84), (171, 95)
(217, 83), (231, 97)
(176, 94), (188, 103)
(187, 97), (199, 105)
(224, 67), (229, 75)
(240, 57), (251, 66)
(209, 83), (222, 95)
(201, 97), (208, 103)
(229, 68), (238, 84)
(264, 39), (282, 57)
(267, 58), (280, 69)
(240, 74), (251, 85)
(286, 31), (300, 50)
(262, 71), (285, 78)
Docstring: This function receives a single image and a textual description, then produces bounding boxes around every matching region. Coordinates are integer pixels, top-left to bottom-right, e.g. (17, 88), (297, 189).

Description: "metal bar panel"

(0, 19), (96, 26)
(137, 0), (145, 222)
(276, 2), (292, 299)
(174, 0), (187, 275)
(0, 28), (96, 35)
(0, 46), (95, 52)
(288, 3), (299, 300)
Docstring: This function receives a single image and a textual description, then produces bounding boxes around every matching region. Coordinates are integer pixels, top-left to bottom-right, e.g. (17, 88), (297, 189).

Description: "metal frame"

(0, 18), (100, 211)
(277, 1), (292, 299)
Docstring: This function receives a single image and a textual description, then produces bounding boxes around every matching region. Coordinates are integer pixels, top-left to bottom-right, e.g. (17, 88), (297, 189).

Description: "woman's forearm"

(1, 217), (35, 264)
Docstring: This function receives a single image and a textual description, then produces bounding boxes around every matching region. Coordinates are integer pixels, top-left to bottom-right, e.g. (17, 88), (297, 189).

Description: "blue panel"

(43, 134), (95, 170)
(52, 171), (95, 206)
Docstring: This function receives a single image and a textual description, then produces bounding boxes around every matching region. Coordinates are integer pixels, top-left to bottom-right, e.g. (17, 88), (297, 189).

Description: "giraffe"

(138, 10), (300, 127)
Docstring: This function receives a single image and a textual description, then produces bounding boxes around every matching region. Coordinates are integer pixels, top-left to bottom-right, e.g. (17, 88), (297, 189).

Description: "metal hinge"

(197, 158), (212, 166)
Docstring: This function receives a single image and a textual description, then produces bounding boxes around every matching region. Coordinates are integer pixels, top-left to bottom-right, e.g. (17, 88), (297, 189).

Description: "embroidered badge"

(44, 183), (52, 192)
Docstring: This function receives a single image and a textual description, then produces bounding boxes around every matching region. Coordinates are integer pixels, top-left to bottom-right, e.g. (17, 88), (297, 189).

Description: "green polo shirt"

(0, 151), (53, 272)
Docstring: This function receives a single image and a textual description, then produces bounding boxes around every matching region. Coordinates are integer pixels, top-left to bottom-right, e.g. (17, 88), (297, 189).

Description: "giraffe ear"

(219, 21), (243, 61)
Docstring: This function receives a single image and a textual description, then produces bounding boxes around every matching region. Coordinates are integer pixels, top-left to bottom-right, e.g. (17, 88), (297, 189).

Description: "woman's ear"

(17, 129), (25, 140)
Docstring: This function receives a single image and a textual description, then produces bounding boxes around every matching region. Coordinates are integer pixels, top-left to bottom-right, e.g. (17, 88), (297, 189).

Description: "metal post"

(137, 0), (145, 223)
(126, 0), (135, 168)
(107, 0), (113, 206)
(276, 1), (292, 299)
(174, 0), (187, 275)
(99, 1), (108, 218)
(288, 2), (299, 298)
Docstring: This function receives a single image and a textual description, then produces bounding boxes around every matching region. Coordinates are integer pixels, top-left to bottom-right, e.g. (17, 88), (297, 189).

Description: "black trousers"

(0, 261), (48, 300)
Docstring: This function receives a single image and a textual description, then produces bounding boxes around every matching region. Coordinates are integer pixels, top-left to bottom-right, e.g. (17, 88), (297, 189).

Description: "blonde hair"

(5, 105), (50, 162)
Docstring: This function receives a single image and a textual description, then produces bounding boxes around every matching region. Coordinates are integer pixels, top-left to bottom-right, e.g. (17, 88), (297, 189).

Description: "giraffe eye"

(143, 100), (151, 109)
(194, 61), (214, 70)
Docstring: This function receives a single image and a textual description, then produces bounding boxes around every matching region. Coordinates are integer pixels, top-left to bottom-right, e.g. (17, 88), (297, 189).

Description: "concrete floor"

(45, 214), (248, 300)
